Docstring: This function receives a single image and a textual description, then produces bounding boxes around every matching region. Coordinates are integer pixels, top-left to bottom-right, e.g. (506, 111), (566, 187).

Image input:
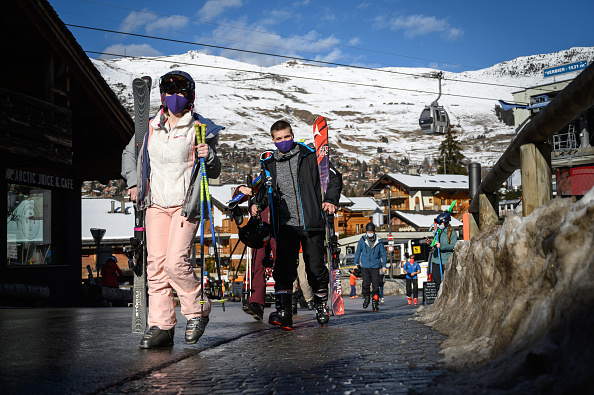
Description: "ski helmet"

(159, 70), (195, 110)
(435, 211), (451, 225)
(238, 216), (271, 249)
(106, 255), (118, 263)
(365, 222), (375, 232)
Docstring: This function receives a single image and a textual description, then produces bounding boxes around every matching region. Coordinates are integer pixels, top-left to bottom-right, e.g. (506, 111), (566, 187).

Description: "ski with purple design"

(313, 116), (344, 316)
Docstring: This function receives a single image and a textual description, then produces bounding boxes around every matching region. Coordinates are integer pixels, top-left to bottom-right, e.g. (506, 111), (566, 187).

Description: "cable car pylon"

(419, 72), (450, 135)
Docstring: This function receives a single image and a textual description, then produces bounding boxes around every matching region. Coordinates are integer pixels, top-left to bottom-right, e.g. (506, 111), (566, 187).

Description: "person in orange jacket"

(348, 268), (360, 298)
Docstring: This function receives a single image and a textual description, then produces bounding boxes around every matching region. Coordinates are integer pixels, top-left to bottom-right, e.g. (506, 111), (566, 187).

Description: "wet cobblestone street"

(104, 295), (448, 394)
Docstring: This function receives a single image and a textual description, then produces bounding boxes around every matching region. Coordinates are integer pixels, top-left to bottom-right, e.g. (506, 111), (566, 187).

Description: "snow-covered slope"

(93, 47), (594, 167)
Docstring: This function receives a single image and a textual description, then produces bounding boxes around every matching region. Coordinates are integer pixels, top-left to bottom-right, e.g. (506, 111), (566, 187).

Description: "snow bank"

(417, 187), (594, 391)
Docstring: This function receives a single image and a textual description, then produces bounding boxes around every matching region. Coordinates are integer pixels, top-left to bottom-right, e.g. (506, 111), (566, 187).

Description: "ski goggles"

(160, 75), (192, 94)
(260, 150), (273, 161)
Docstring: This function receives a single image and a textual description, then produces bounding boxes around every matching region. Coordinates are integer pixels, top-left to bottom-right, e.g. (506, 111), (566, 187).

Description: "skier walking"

(426, 211), (458, 292)
(122, 70), (223, 348)
(354, 223), (388, 312)
(250, 120), (342, 330)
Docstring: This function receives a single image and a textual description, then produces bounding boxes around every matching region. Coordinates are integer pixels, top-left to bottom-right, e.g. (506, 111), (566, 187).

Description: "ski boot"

(314, 293), (330, 327)
(363, 294), (370, 309)
(407, 297), (412, 305)
(292, 294), (298, 315)
(307, 300), (315, 310)
(268, 293), (293, 331)
(185, 316), (209, 344)
(248, 302), (264, 321)
(139, 326), (175, 349)
(372, 295), (379, 312)
(413, 298), (418, 306)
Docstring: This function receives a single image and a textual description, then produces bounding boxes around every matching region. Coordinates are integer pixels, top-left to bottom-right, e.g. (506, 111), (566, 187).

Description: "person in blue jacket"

(403, 254), (421, 306)
(354, 222), (388, 311)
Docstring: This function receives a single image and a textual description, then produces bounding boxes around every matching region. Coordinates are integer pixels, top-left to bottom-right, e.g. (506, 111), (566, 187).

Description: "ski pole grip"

(200, 124), (206, 145)
(194, 122), (201, 145)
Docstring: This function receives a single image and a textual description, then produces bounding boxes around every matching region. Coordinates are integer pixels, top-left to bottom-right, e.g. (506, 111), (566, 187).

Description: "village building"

(1, 0), (133, 306)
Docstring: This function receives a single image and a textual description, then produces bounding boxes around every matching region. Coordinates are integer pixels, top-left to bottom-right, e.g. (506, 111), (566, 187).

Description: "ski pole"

(196, 123), (225, 306)
(195, 123), (207, 315)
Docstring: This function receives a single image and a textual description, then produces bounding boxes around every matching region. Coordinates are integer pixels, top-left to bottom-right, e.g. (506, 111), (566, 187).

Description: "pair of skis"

(313, 116), (345, 316)
(129, 77), (151, 333)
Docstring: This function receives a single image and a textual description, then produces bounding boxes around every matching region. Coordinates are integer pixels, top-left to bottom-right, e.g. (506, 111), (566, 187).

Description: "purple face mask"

(164, 94), (189, 114)
(275, 139), (294, 153)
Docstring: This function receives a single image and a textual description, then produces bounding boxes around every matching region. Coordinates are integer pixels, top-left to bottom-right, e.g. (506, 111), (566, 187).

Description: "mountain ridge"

(93, 46), (594, 167)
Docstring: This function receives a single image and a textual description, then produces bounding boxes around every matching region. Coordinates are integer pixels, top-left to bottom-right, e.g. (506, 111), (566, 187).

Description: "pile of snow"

(417, 186), (594, 392)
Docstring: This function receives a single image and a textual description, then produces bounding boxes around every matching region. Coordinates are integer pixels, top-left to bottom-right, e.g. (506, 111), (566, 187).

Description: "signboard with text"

(543, 61), (587, 78)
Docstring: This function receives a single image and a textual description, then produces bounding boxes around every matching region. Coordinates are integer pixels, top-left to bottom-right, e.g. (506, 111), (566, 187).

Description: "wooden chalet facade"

(364, 173), (470, 227)
(1, 0), (133, 305)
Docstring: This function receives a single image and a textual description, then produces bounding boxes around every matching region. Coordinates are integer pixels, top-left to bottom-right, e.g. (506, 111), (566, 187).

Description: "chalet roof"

(343, 197), (380, 212)
(393, 210), (462, 230)
(364, 173), (469, 196)
(2, 0), (133, 181)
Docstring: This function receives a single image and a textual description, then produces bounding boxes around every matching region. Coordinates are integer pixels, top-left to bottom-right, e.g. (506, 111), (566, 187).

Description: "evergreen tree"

(437, 127), (467, 175)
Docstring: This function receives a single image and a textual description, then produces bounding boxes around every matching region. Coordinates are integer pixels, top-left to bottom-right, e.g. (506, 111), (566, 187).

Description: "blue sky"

(51, 0), (592, 72)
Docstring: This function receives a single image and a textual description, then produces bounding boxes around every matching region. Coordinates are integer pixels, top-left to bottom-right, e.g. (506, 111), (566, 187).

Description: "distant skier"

(122, 70), (223, 349)
(250, 120), (342, 329)
(354, 222), (388, 312)
(403, 254), (421, 305)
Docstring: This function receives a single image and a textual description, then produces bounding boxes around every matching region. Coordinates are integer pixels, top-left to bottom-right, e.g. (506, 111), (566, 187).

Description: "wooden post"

(520, 143), (552, 216)
(479, 194), (498, 229)
(463, 212), (479, 240)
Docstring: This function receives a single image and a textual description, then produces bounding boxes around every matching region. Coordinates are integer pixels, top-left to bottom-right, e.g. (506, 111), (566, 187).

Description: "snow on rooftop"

(346, 197), (380, 211)
(395, 210), (462, 229)
(82, 198), (135, 241)
(387, 173), (469, 190)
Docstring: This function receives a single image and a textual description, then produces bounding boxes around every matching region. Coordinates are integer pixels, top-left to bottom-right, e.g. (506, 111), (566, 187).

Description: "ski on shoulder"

(313, 116), (345, 316)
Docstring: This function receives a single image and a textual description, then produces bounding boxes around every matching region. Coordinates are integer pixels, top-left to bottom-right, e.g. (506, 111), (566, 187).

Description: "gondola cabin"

(419, 105), (450, 135)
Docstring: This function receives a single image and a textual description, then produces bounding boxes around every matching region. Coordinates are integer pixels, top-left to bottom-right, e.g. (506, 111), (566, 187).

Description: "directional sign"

(544, 61), (587, 78)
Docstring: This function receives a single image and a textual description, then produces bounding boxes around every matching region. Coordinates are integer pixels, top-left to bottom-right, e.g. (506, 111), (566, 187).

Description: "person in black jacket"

(250, 120), (342, 330)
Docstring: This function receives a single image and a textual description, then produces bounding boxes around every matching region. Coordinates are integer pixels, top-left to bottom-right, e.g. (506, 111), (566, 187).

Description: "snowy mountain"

(93, 47), (594, 167)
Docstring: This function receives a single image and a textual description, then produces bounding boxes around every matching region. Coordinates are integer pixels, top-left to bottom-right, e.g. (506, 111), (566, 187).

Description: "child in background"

(349, 268), (360, 298)
(403, 254), (421, 305)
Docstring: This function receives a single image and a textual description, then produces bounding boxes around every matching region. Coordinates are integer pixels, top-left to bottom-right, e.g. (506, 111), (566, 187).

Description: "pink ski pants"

(145, 205), (210, 330)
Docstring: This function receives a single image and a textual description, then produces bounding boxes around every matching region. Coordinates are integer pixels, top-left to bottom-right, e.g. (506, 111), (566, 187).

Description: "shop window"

(6, 184), (52, 266)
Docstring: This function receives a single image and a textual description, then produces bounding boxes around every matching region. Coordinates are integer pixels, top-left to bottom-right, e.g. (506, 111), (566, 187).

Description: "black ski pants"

(361, 267), (380, 298)
(431, 263), (443, 290)
(406, 278), (419, 299)
(273, 225), (329, 295)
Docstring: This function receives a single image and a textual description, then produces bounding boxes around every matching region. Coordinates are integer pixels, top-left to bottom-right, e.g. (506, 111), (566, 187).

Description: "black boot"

(268, 293), (293, 330)
(139, 326), (175, 349)
(292, 294), (298, 315)
(185, 316), (209, 344)
(372, 295), (379, 312)
(247, 302), (264, 321)
(363, 295), (370, 309)
(314, 293), (330, 327)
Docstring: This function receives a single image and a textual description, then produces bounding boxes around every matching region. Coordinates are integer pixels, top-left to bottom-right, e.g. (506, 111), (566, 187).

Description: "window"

(7, 184), (52, 266)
